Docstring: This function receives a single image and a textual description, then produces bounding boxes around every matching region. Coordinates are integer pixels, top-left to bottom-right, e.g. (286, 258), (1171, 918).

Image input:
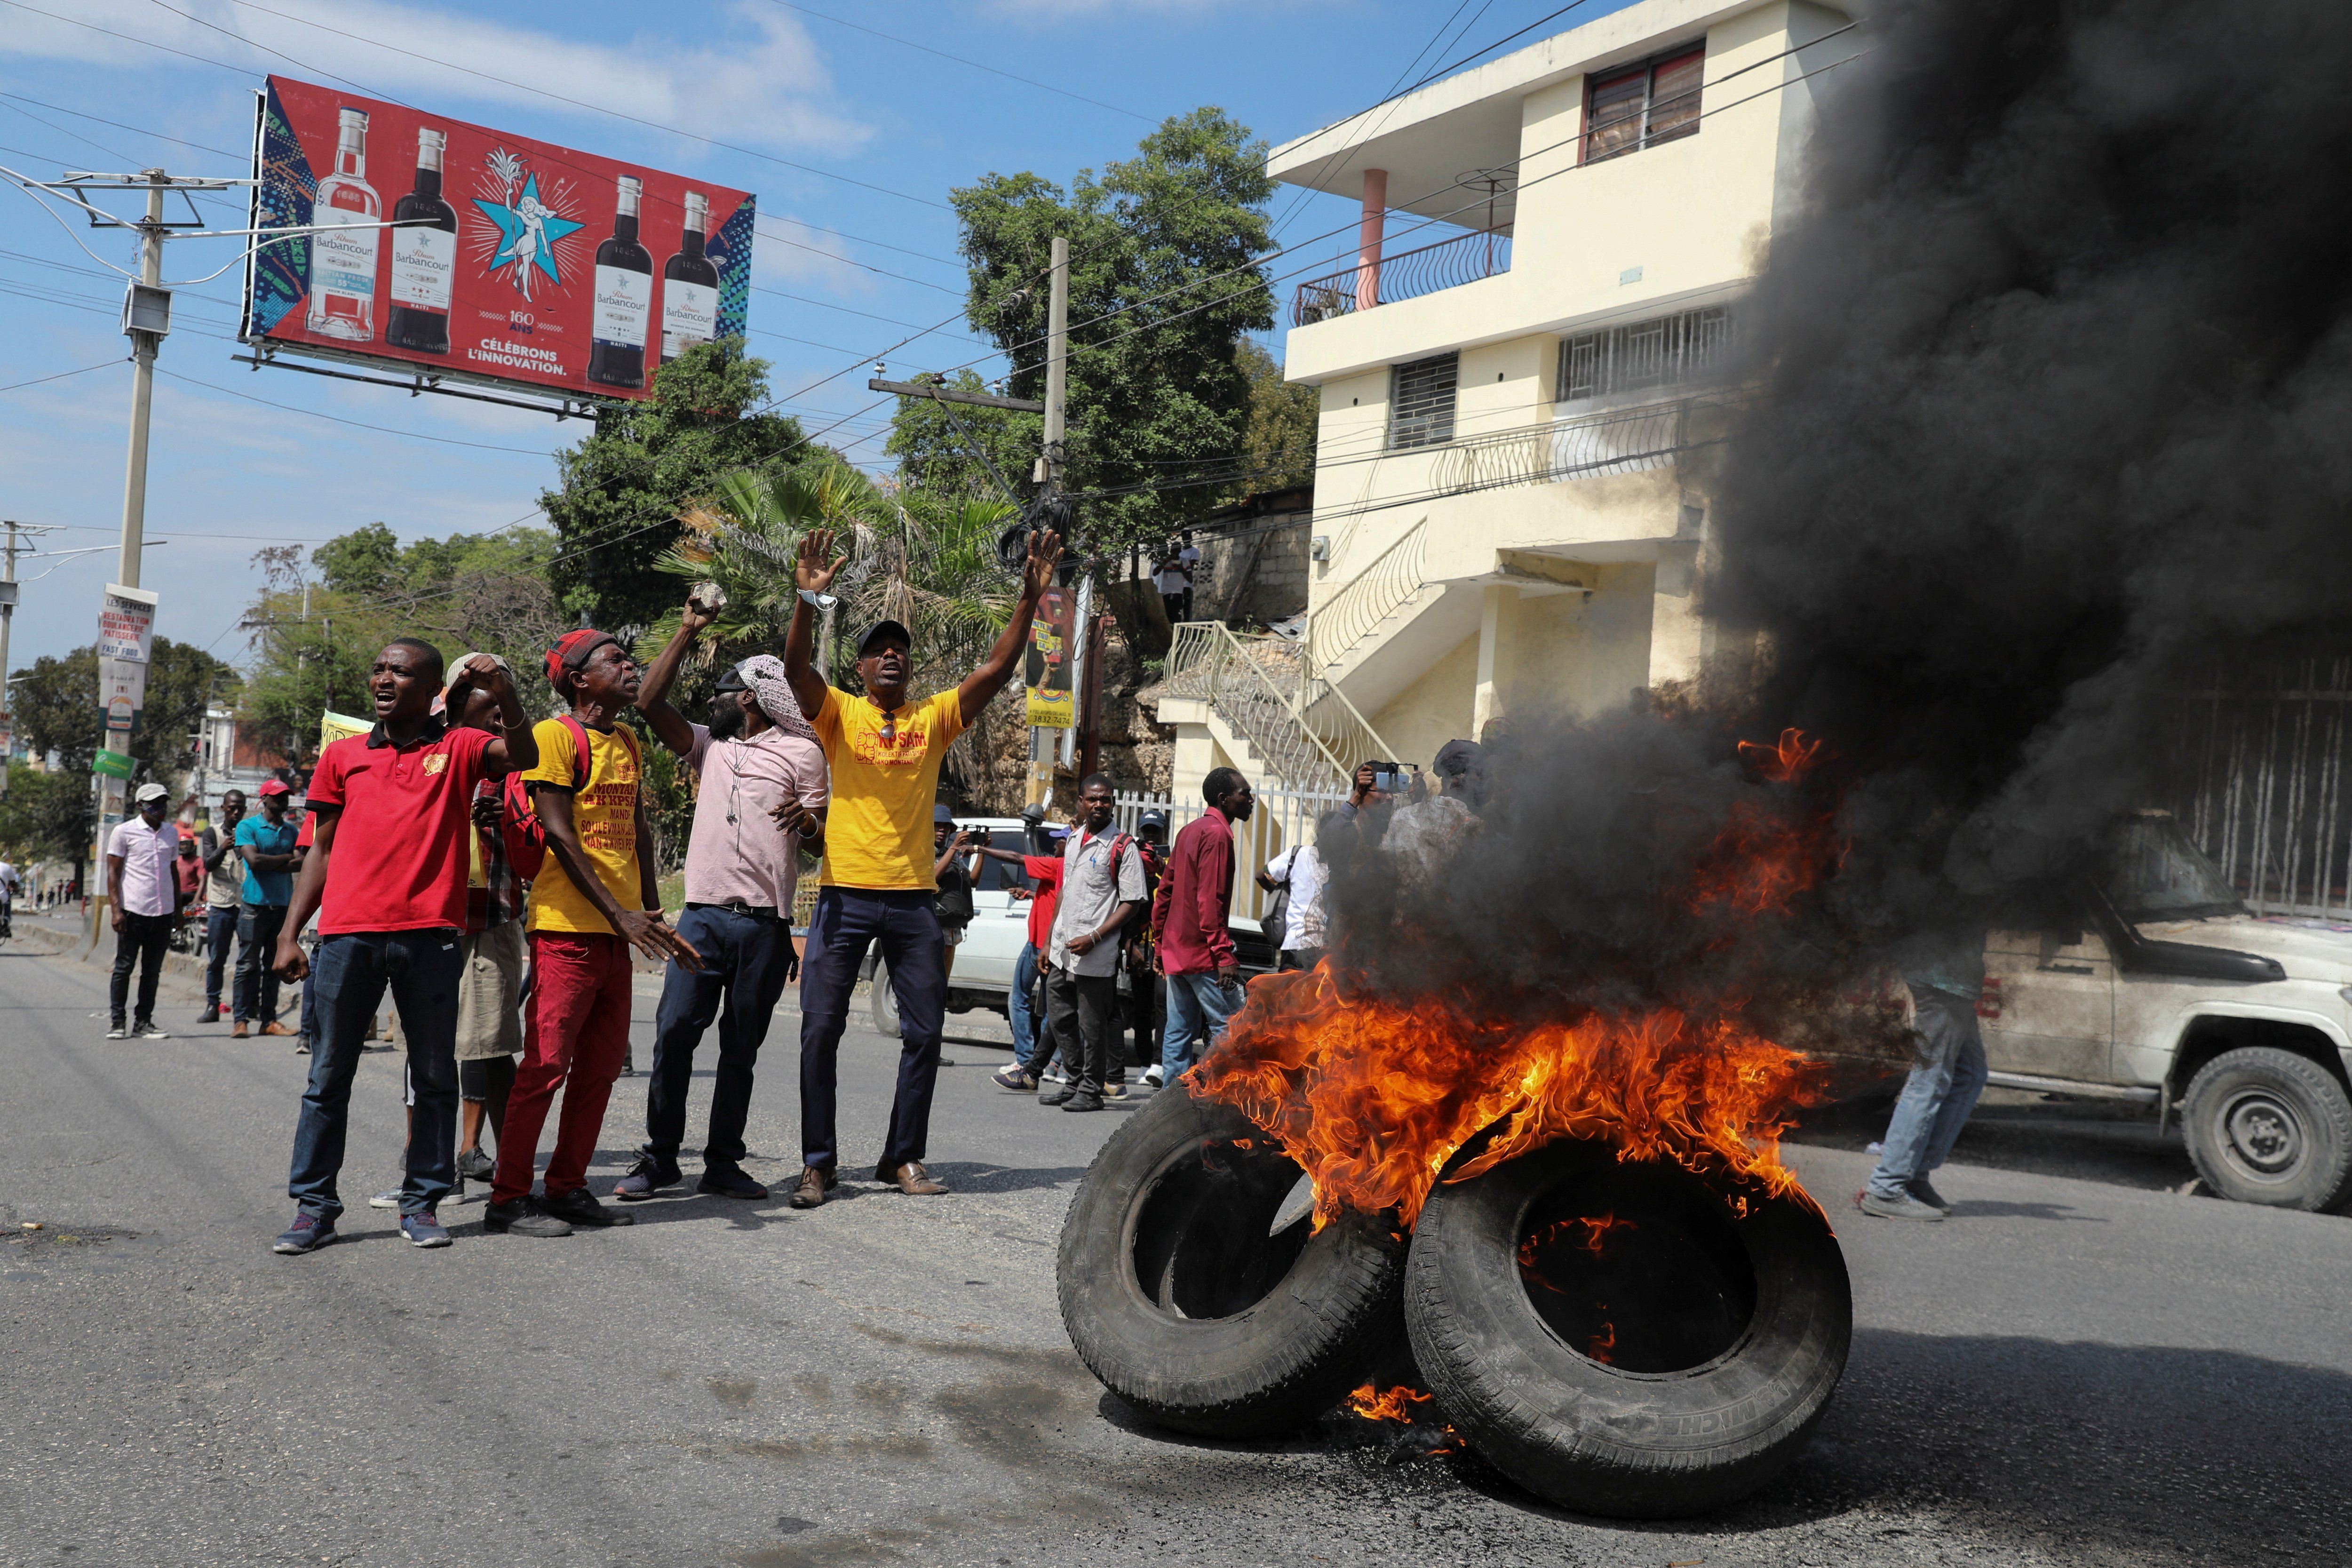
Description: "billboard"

(244, 76), (755, 403)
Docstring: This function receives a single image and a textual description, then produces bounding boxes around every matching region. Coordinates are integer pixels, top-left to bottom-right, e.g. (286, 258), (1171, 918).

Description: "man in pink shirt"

(1146, 766), (1255, 1087)
(618, 600), (829, 1202)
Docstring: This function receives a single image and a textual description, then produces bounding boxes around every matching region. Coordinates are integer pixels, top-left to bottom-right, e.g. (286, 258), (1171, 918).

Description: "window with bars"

(1557, 305), (1731, 405)
(1388, 351), (1459, 450)
(1584, 45), (1705, 163)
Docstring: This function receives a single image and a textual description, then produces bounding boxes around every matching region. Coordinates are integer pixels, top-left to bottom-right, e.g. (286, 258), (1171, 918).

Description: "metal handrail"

(1307, 519), (1428, 673)
(1292, 228), (1512, 326)
(1165, 621), (1400, 788)
(1433, 396), (1698, 494)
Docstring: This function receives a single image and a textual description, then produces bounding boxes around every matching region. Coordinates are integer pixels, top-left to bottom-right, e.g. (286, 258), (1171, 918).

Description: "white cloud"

(1, 0), (871, 157)
(751, 215), (882, 296)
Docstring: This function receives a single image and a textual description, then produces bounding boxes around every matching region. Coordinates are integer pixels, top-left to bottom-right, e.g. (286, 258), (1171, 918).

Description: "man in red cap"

(269, 639), (538, 1254)
(780, 522), (1059, 1205)
(486, 629), (703, 1238)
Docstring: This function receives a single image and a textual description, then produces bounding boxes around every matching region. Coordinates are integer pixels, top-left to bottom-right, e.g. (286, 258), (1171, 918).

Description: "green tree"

(9, 638), (238, 788)
(0, 762), (93, 863)
(541, 336), (808, 636)
(1232, 338), (1318, 497)
(950, 107), (1277, 555)
(882, 370), (1040, 504)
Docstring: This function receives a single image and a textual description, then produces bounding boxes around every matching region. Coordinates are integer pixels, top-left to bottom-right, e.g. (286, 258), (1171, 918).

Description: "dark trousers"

(1120, 970), (1163, 1067)
(645, 905), (795, 1170)
(235, 903), (288, 1023)
(203, 906), (238, 1005)
(109, 911), (172, 1026)
(286, 929), (463, 1222)
(1046, 966), (1119, 1098)
(797, 887), (945, 1174)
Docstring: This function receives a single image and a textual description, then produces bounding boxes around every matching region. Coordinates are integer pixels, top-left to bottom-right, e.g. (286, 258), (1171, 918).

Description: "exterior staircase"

(1161, 622), (1399, 791)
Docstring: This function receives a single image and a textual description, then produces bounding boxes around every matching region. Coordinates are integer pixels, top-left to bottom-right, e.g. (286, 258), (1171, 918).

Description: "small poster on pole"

(1025, 584), (1075, 729)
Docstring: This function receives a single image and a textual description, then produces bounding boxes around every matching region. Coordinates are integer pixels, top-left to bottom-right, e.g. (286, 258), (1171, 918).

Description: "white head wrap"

(734, 654), (818, 743)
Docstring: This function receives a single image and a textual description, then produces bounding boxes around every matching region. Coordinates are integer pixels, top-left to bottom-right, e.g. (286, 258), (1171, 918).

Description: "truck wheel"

(1057, 1083), (1406, 1438)
(2182, 1046), (2352, 1211)
(1405, 1139), (1851, 1519)
(870, 962), (900, 1037)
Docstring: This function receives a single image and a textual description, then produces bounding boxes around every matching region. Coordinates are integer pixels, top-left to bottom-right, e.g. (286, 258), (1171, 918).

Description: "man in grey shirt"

(1039, 773), (1149, 1113)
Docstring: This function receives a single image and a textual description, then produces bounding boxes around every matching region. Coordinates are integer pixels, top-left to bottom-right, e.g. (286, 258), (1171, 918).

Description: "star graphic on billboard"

(472, 172), (583, 301)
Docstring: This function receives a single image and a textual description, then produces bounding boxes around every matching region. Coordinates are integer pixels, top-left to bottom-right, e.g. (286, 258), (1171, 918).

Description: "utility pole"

(0, 520), (18, 798)
(119, 171), (166, 589)
(1026, 235), (1073, 799)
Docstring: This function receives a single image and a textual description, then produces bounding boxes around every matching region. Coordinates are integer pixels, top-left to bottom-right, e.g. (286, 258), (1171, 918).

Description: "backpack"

(500, 716), (638, 882)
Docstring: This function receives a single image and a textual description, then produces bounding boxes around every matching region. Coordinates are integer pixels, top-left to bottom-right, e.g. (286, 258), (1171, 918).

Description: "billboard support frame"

(234, 343), (609, 423)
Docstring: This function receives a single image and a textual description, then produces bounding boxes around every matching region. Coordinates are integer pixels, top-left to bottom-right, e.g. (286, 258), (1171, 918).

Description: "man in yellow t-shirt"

(487, 628), (702, 1240)
(782, 521), (1062, 1205)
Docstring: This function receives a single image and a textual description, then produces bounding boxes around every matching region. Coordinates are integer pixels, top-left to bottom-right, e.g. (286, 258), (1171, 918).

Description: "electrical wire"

(0, 359), (123, 395)
(757, 0), (1155, 124)
(152, 366), (555, 454)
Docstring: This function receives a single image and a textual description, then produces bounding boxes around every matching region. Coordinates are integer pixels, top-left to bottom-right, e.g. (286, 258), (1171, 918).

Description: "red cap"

(545, 628), (616, 687)
(257, 778), (292, 797)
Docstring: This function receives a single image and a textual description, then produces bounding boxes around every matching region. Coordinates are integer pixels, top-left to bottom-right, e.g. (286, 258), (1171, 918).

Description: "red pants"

(493, 931), (631, 1205)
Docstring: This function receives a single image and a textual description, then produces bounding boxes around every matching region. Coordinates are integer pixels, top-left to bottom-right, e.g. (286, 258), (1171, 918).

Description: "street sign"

(93, 748), (135, 780)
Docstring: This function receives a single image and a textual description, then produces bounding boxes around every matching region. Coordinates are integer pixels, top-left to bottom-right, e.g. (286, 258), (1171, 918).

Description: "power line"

(0, 359), (123, 395)
(152, 366), (555, 455)
(757, 0), (1156, 124)
(0, 91), (240, 159)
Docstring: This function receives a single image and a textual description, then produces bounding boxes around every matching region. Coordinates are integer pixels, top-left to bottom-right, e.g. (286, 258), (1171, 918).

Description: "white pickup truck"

(1973, 810), (2352, 1211)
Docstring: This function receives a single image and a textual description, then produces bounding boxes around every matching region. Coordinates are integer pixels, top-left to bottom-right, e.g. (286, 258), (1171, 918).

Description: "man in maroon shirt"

(267, 638), (539, 1254)
(1145, 766), (1254, 1089)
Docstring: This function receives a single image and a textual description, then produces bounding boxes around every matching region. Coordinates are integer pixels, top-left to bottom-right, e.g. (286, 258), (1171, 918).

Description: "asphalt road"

(4, 933), (2350, 1568)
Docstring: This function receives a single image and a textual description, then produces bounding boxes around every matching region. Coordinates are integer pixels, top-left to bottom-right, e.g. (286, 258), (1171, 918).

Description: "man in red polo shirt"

(1146, 766), (1255, 1089)
(267, 638), (538, 1254)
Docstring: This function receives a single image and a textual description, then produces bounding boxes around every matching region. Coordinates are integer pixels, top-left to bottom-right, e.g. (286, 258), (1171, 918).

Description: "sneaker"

(483, 1197), (571, 1237)
(1040, 1064), (1070, 1085)
(1907, 1177), (1952, 1214)
(367, 1190), (401, 1210)
(540, 1186), (633, 1228)
(1858, 1188), (1946, 1222)
(620, 1050), (636, 1078)
(199, 1004), (220, 1024)
(1102, 1081), (1128, 1100)
(271, 1213), (336, 1254)
(993, 1063), (1038, 1093)
(1141, 1065), (1164, 1089)
(294, 1039), (311, 1055)
(1039, 1087), (1075, 1107)
(1063, 1092), (1104, 1113)
(455, 1147), (497, 1183)
(612, 1156), (684, 1202)
(134, 1020), (167, 1040)
(697, 1166), (770, 1201)
(400, 1210), (452, 1248)
(105, 1024), (128, 1040)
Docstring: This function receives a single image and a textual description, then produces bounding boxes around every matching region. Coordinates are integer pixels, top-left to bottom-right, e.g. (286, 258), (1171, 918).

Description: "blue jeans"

(1162, 970), (1240, 1077)
(203, 907), (238, 1006)
(234, 902), (287, 1024)
(644, 906), (795, 1169)
(1867, 988), (1990, 1199)
(1009, 941), (1043, 1068)
(286, 929), (464, 1222)
(797, 887), (945, 1173)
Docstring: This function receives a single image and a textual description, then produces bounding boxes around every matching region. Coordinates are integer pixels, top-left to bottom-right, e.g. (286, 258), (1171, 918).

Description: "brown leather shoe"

(788, 1166), (837, 1210)
(878, 1160), (948, 1196)
(231, 1022), (249, 1039)
(260, 1022), (294, 1037)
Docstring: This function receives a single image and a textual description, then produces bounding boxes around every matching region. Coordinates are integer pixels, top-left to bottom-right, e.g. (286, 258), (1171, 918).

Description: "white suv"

(866, 816), (1037, 1035)
(1975, 810), (2352, 1211)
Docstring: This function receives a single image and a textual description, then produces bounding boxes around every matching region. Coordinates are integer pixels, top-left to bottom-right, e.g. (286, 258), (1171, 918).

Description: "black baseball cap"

(856, 619), (912, 656)
(713, 662), (748, 692)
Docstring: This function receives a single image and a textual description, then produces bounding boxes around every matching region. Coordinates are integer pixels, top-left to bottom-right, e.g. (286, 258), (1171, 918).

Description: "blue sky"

(0, 0), (1621, 673)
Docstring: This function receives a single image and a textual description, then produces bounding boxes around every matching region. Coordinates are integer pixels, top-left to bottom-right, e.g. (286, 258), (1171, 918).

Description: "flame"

(1189, 729), (1839, 1231)
(1517, 1213), (1638, 1270)
(1587, 1321), (1618, 1364)
(1345, 1384), (1436, 1423)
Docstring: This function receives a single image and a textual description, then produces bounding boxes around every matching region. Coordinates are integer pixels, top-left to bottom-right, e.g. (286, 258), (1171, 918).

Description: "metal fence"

(1164, 621), (1397, 790)
(1292, 229), (1512, 326)
(1115, 785), (1348, 928)
(2166, 657), (2352, 916)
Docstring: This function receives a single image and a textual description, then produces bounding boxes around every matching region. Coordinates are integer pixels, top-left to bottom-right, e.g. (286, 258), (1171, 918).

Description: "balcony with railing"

(1291, 227), (1512, 328)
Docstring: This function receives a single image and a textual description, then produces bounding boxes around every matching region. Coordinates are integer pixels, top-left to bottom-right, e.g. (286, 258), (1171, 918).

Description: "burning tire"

(1405, 1139), (1850, 1518)
(1057, 1082), (1406, 1438)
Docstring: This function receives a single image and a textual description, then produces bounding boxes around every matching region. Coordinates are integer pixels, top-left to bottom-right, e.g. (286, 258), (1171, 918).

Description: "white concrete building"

(1160, 0), (1856, 804)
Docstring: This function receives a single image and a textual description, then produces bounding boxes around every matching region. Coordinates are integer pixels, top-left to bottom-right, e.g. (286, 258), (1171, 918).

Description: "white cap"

(134, 782), (169, 804)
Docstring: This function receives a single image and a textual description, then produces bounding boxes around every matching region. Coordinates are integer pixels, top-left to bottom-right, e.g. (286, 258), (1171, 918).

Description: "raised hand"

(680, 591), (719, 637)
(796, 528), (849, 597)
(1023, 528), (1061, 601)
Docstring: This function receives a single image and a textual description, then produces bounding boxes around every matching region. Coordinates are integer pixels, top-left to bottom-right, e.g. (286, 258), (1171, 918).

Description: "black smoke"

(1319, 0), (2352, 1019)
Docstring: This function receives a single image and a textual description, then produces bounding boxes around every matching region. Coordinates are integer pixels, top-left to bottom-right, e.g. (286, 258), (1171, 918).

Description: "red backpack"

(498, 716), (638, 882)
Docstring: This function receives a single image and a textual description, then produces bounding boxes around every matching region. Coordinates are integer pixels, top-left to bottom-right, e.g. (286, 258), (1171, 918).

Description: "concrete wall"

(1198, 510), (1312, 627)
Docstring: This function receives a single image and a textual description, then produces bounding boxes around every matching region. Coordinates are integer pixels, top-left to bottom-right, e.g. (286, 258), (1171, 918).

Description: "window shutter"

(1389, 352), (1459, 450)
(1556, 306), (1732, 406)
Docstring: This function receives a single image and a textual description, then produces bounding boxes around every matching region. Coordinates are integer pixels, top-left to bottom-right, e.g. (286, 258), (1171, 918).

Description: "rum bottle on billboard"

(385, 126), (456, 354)
(588, 175), (652, 389)
(306, 107), (381, 341)
(660, 190), (720, 365)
